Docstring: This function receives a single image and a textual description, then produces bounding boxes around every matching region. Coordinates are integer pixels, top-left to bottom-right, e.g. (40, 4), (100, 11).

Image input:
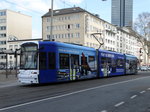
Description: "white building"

(0, 9), (32, 67)
(42, 7), (105, 49)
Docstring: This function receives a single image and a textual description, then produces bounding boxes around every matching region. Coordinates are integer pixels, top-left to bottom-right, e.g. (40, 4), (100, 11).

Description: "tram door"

(70, 54), (79, 80)
(101, 57), (112, 77)
(39, 52), (56, 83)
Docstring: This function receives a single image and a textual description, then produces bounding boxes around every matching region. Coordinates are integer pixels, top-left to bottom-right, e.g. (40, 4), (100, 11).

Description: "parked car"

(147, 67), (150, 71)
(140, 66), (148, 71)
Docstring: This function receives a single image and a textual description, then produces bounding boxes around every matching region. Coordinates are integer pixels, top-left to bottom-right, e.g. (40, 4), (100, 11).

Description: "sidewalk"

(0, 70), (19, 88)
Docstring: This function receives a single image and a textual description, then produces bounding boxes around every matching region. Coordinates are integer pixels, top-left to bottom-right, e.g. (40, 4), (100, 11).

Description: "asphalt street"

(0, 71), (150, 112)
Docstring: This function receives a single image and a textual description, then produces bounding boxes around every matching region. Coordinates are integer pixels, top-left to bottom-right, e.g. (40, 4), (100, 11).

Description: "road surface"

(0, 71), (150, 112)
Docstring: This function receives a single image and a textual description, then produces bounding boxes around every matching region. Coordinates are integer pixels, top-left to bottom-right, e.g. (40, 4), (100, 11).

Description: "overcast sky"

(1, 0), (150, 38)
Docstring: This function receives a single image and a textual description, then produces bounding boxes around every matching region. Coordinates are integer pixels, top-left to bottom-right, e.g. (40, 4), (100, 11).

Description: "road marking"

(147, 88), (150, 90)
(140, 91), (146, 94)
(115, 101), (125, 107)
(101, 110), (107, 112)
(130, 95), (137, 99)
(0, 76), (150, 111)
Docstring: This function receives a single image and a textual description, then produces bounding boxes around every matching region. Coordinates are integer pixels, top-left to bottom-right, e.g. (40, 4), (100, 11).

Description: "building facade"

(111, 0), (133, 27)
(0, 9), (32, 67)
(42, 7), (107, 49)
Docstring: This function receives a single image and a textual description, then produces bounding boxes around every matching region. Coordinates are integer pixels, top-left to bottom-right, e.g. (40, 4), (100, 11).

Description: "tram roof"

(98, 49), (124, 55)
(39, 41), (95, 51)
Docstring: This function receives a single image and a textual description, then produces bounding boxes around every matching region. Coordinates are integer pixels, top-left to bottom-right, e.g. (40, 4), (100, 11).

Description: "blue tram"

(18, 41), (138, 84)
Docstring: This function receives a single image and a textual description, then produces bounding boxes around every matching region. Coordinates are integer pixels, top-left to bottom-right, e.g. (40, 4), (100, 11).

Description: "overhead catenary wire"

(1, 0), (43, 15)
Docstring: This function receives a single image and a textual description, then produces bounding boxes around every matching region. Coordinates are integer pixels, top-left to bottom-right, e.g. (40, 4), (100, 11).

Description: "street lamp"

(50, 0), (54, 41)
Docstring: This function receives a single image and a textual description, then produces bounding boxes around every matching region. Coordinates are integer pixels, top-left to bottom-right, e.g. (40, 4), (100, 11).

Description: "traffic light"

(139, 48), (142, 53)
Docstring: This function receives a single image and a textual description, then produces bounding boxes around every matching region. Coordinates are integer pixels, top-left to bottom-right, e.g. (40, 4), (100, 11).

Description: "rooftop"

(42, 7), (85, 17)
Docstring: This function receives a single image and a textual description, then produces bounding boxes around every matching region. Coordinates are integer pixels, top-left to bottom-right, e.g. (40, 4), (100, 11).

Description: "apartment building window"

(68, 16), (70, 20)
(117, 42), (119, 47)
(0, 48), (6, 51)
(54, 17), (59, 22)
(71, 33), (73, 38)
(58, 34), (60, 38)
(47, 35), (51, 40)
(14, 45), (18, 50)
(0, 26), (6, 30)
(110, 40), (112, 44)
(76, 33), (80, 38)
(9, 45), (13, 50)
(54, 34), (58, 39)
(120, 43), (122, 48)
(0, 11), (6, 16)
(62, 34), (64, 38)
(90, 43), (92, 47)
(10, 56), (13, 59)
(46, 26), (51, 31)
(86, 42), (89, 46)
(75, 24), (80, 29)
(0, 33), (6, 38)
(64, 16), (67, 20)
(68, 33), (70, 38)
(0, 55), (6, 59)
(64, 34), (67, 38)
(67, 24), (70, 29)
(47, 18), (50, 22)
(0, 41), (6, 45)
(0, 19), (6, 23)
(61, 25), (64, 30)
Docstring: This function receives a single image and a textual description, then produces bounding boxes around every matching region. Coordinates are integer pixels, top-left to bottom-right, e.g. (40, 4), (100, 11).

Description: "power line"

(2, 0), (42, 15)
(59, 0), (74, 8)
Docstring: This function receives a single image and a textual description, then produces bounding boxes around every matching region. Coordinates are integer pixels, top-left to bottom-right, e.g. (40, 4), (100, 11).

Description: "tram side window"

(89, 56), (96, 69)
(126, 60), (130, 69)
(81, 56), (87, 66)
(130, 60), (137, 69)
(39, 52), (47, 70)
(101, 57), (107, 68)
(48, 52), (56, 69)
(101, 57), (113, 68)
(59, 53), (69, 69)
(71, 54), (79, 69)
(107, 58), (112, 67)
(117, 59), (124, 68)
(89, 56), (95, 62)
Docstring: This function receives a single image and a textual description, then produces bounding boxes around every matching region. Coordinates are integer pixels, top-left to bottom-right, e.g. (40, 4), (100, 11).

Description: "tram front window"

(20, 45), (38, 70)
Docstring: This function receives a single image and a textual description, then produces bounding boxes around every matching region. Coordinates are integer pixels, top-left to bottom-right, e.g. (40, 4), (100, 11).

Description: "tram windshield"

(20, 44), (38, 70)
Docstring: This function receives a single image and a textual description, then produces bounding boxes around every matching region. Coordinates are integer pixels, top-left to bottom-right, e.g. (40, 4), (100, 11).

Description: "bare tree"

(133, 12), (150, 56)
(134, 12), (150, 39)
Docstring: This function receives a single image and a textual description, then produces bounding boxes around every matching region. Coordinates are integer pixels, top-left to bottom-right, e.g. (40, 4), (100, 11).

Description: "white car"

(147, 67), (150, 71)
(140, 66), (148, 71)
